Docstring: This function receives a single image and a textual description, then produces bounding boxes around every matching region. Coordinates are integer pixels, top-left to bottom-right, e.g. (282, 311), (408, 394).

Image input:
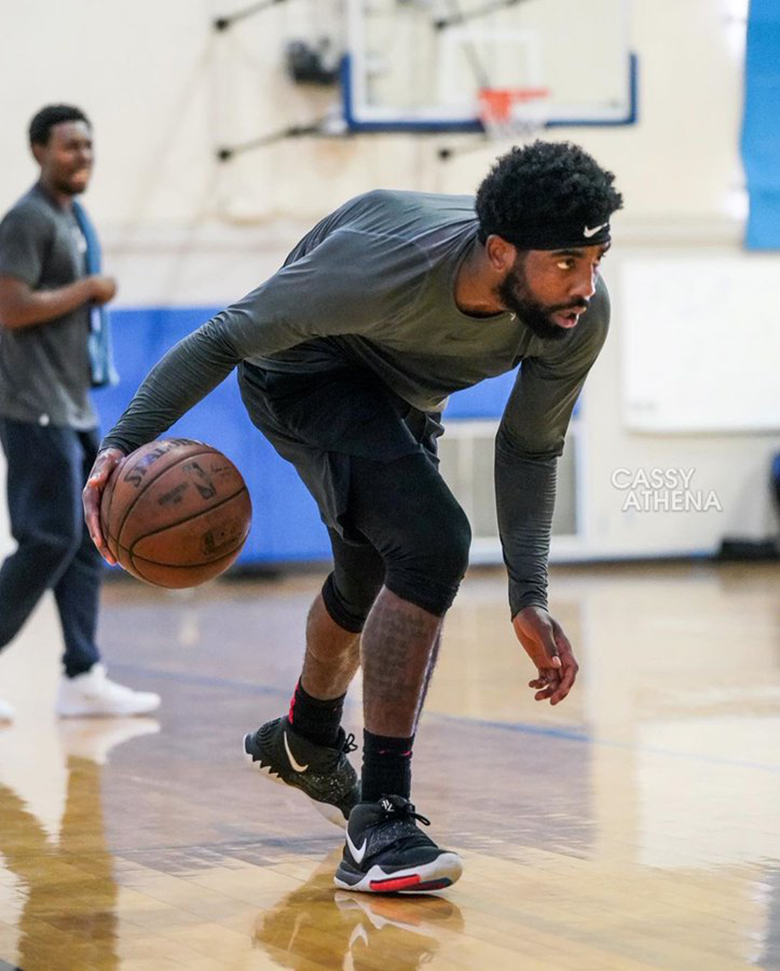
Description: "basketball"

(100, 438), (252, 588)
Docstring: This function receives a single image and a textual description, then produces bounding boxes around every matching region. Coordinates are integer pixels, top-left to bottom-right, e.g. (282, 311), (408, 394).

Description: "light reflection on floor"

(0, 561), (778, 969)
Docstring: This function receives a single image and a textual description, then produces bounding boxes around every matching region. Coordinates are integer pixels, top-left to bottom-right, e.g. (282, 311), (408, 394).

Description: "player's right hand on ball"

(83, 447), (125, 564)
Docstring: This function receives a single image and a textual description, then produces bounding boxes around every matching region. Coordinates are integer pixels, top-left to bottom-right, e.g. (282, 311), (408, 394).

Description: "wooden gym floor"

(0, 560), (778, 970)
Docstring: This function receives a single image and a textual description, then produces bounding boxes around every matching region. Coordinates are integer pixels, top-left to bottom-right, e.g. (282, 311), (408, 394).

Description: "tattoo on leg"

(361, 587), (442, 737)
(416, 628), (442, 720)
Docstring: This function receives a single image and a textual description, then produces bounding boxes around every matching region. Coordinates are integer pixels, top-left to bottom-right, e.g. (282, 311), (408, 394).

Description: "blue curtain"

(741, 0), (780, 249)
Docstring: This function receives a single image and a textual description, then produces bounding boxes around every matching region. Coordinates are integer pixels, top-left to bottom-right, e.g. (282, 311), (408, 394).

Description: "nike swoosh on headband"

(583, 223), (608, 238)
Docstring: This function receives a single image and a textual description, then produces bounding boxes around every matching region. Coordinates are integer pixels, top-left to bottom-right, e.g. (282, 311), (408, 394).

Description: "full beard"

(497, 264), (588, 342)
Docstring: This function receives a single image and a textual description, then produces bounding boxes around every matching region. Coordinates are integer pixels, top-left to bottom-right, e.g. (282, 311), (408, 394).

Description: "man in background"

(0, 104), (160, 721)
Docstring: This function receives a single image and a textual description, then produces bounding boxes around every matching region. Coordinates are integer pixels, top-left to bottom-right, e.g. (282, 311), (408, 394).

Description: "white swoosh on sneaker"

(345, 828), (368, 864)
(583, 223), (607, 238)
(283, 731), (309, 773)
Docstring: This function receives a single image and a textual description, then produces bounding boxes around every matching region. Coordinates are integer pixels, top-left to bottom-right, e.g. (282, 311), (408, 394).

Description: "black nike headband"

(500, 218), (612, 250)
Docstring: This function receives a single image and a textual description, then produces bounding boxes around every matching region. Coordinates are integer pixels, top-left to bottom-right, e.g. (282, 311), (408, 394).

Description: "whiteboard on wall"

(619, 254), (780, 432)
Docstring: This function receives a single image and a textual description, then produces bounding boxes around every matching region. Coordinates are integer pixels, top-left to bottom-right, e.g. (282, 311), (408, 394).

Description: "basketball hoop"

(478, 87), (550, 142)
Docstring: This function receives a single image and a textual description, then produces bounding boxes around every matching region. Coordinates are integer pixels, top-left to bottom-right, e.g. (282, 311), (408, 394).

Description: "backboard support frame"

(342, 53), (638, 133)
(341, 0), (638, 135)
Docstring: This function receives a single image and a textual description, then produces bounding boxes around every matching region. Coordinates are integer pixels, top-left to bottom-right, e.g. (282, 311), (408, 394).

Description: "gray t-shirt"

(0, 183), (97, 429)
(104, 190), (610, 614)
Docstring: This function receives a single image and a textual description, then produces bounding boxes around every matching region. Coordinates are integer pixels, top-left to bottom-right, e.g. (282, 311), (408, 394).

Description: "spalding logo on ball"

(100, 439), (252, 588)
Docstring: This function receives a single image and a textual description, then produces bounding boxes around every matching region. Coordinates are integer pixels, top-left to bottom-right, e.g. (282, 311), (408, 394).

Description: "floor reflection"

(0, 719), (158, 971)
(0, 562), (776, 968)
(253, 853), (464, 970)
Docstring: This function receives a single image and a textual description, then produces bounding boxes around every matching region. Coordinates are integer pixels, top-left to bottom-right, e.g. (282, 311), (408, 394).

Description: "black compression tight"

(321, 451), (471, 630)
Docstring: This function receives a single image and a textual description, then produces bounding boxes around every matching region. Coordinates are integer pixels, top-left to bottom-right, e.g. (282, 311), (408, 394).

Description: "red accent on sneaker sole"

(369, 874), (421, 892)
(368, 874), (453, 893)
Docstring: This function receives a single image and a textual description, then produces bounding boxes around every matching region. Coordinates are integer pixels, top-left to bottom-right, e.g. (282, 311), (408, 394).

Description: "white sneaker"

(56, 664), (161, 717)
(0, 697), (14, 723)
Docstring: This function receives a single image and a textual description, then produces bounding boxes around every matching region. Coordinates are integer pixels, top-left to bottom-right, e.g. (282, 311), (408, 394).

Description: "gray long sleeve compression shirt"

(102, 190), (609, 617)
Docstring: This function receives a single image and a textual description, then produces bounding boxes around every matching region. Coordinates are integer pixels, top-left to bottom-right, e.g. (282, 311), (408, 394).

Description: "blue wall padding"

(741, 0), (780, 250)
(97, 307), (332, 563)
(98, 307), (576, 563)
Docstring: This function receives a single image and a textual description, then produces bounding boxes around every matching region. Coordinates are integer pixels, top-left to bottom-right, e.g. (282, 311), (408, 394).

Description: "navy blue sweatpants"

(0, 418), (103, 676)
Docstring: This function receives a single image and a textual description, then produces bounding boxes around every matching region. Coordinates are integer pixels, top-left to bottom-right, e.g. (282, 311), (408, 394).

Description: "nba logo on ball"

(100, 439), (252, 588)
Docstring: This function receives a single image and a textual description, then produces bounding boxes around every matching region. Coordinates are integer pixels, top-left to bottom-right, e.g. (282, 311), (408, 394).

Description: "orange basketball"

(100, 438), (252, 588)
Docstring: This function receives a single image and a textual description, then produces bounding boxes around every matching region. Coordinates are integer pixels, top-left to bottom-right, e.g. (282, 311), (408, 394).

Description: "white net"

(477, 87), (550, 141)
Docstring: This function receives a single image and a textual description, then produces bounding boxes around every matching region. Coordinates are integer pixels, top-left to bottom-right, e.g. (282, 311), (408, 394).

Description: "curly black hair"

(475, 140), (623, 243)
(29, 104), (90, 147)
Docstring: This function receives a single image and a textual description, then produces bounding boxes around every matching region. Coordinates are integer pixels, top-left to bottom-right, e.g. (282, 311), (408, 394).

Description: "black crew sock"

(361, 729), (414, 802)
(287, 679), (345, 748)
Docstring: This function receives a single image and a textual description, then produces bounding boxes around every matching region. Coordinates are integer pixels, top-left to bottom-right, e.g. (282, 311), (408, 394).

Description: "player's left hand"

(512, 606), (579, 705)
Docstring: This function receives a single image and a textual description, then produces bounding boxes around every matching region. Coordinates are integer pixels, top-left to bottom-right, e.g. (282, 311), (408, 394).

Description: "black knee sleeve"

(383, 504), (471, 616)
(321, 571), (381, 633)
(341, 451), (472, 618)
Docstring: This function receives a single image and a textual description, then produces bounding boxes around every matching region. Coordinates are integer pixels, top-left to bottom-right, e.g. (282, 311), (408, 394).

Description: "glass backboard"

(343, 0), (637, 132)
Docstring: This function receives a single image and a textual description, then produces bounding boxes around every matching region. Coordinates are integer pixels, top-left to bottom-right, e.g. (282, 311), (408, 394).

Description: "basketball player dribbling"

(83, 140), (622, 893)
